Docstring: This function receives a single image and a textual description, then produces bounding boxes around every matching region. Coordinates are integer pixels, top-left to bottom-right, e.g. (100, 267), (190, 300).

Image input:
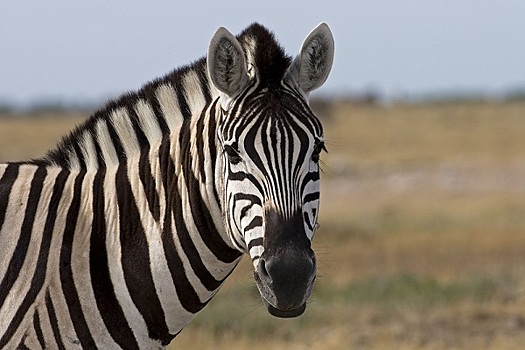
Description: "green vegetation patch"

(316, 274), (501, 307)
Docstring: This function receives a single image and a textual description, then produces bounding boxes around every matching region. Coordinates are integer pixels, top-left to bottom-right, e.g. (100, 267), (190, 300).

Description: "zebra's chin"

(262, 298), (307, 318)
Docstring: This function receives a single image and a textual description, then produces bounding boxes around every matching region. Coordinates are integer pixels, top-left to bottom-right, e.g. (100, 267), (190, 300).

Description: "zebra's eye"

(311, 141), (327, 163)
(224, 144), (242, 164)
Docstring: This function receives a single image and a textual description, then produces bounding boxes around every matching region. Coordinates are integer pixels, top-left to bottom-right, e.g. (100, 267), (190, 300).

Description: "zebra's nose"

(257, 249), (316, 311)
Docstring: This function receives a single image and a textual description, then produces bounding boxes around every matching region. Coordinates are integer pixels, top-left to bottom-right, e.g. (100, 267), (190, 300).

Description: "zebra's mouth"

(261, 297), (306, 318)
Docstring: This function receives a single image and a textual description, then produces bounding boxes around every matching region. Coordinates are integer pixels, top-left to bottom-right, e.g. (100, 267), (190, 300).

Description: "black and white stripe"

(0, 23), (334, 348)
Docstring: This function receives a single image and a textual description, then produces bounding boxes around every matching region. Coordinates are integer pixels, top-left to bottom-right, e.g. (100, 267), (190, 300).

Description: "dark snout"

(255, 209), (317, 318)
(256, 248), (316, 317)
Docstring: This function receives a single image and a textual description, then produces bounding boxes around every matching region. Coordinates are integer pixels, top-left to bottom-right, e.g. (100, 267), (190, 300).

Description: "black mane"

(37, 23), (292, 169)
(238, 23), (292, 87)
(39, 57), (210, 168)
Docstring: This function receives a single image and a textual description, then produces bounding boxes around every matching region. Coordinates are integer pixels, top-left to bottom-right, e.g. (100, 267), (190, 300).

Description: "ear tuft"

(207, 27), (249, 97)
(288, 23), (334, 94)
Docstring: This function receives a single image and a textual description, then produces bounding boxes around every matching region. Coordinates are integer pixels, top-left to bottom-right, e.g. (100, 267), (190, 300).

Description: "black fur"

(238, 23), (292, 87)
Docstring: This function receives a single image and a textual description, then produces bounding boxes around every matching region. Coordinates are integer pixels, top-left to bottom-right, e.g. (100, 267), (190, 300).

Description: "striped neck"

(28, 60), (243, 341)
(38, 58), (217, 171)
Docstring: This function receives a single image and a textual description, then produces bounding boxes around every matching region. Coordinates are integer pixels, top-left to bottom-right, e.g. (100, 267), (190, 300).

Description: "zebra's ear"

(287, 23), (334, 94)
(207, 27), (249, 97)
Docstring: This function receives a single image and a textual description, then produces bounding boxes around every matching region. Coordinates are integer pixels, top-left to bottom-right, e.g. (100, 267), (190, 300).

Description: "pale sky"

(1, 1), (524, 104)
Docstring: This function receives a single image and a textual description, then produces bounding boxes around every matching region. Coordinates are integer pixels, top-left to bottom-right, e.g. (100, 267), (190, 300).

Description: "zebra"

(0, 22), (334, 349)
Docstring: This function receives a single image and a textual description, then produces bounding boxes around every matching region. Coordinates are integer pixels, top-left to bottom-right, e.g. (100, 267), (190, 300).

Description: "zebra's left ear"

(286, 23), (335, 94)
(207, 27), (250, 97)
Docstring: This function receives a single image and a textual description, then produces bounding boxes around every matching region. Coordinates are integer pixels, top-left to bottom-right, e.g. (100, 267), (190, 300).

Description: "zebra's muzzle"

(254, 252), (316, 318)
(252, 208), (317, 317)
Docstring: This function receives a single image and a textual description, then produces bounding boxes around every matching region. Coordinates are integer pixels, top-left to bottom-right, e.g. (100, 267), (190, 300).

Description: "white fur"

(182, 70), (207, 117)
(155, 83), (184, 132)
(134, 99), (163, 145)
(79, 132), (99, 169)
(95, 119), (119, 166)
(110, 108), (140, 156)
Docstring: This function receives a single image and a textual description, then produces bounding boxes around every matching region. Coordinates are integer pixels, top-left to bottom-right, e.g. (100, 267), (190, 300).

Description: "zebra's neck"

(119, 101), (242, 342)
(39, 58), (217, 171)
(21, 59), (244, 342)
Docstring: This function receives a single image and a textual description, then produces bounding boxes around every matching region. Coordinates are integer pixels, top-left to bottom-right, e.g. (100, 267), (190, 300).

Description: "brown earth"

(1, 101), (524, 349)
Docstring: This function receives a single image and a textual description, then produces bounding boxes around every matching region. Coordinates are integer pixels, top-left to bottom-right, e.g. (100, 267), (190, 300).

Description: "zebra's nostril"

(259, 259), (270, 279)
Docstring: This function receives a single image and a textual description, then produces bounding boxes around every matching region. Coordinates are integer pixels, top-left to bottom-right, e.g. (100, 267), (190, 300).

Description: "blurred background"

(1, 1), (525, 349)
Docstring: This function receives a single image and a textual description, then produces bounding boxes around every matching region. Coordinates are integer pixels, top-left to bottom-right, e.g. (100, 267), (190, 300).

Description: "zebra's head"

(207, 23), (334, 318)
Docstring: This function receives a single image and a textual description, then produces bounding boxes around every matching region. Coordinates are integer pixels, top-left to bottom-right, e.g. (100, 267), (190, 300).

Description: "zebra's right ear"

(207, 27), (249, 97)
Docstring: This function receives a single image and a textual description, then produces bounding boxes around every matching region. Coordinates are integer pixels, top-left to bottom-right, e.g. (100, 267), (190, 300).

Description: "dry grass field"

(1, 101), (525, 349)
